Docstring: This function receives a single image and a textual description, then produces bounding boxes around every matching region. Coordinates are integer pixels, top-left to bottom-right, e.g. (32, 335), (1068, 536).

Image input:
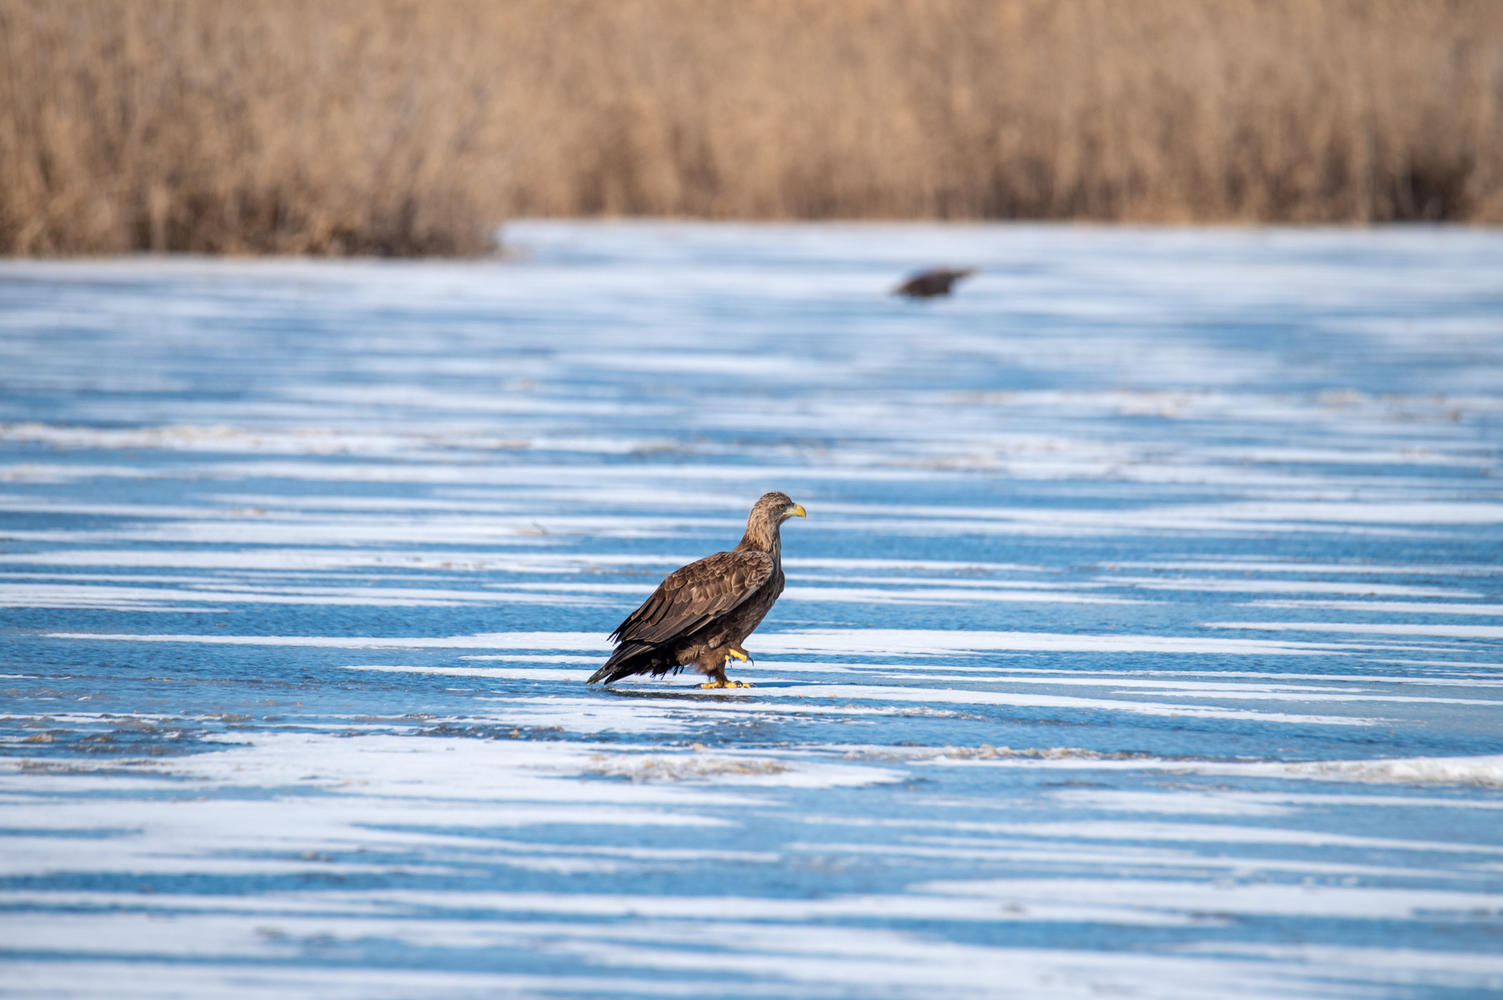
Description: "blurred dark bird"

(893, 267), (976, 298)
(588, 492), (807, 688)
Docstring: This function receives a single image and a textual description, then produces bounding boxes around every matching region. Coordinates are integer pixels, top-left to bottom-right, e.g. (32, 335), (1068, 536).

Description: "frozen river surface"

(2, 222), (1502, 998)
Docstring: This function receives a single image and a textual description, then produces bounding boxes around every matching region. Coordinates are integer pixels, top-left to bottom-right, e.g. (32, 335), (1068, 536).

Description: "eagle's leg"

(697, 653), (753, 689)
(727, 645), (752, 663)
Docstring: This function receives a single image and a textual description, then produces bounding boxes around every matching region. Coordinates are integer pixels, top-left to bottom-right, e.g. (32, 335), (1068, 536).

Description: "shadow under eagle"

(588, 492), (806, 688)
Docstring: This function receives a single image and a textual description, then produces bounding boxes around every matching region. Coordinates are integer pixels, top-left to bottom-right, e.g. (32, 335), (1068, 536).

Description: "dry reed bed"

(1, 0), (1500, 255)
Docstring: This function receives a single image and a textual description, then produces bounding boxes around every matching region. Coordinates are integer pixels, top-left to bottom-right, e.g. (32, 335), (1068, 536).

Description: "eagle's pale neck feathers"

(735, 493), (792, 558)
(737, 507), (782, 557)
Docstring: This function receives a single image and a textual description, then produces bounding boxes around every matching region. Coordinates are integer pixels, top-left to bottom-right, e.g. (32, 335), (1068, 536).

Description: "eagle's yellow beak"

(788, 503), (807, 519)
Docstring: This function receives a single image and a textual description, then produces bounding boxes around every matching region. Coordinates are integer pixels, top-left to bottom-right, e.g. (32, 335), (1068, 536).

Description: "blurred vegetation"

(1, 0), (1500, 255)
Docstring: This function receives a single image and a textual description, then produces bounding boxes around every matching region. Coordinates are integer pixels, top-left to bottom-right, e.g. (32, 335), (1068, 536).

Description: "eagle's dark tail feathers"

(588, 642), (667, 685)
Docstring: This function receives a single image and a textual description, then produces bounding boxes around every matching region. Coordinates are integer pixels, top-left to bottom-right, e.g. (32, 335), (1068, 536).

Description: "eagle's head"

(755, 491), (807, 524)
(742, 492), (806, 550)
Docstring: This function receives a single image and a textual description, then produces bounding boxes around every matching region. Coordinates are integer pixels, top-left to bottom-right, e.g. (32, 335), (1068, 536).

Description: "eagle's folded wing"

(610, 549), (774, 647)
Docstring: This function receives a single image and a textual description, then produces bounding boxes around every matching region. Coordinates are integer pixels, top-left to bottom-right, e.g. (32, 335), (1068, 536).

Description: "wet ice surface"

(1, 221), (1502, 998)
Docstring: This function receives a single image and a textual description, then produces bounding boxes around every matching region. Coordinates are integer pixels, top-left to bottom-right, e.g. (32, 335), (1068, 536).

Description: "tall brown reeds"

(2, 0), (1500, 255)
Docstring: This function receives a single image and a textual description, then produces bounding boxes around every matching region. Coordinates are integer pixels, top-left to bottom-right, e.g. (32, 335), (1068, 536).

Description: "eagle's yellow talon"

(699, 680), (753, 689)
(726, 648), (750, 662)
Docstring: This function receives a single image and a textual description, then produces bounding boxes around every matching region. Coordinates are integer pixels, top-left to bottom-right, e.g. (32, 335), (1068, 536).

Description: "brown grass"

(2, 0), (1500, 255)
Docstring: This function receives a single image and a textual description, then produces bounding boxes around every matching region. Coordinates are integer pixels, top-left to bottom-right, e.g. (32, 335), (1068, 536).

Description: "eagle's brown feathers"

(589, 492), (806, 686)
(609, 550), (774, 647)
